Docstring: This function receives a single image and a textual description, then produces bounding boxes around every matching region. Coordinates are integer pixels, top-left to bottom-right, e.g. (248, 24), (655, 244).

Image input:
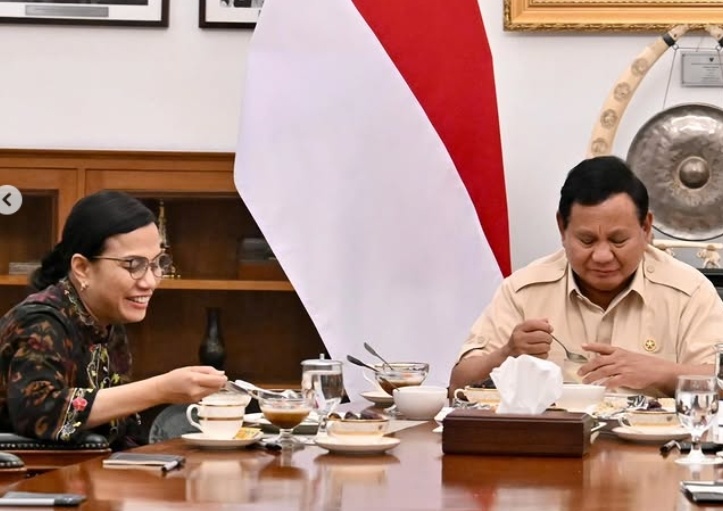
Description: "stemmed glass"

(373, 362), (429, 417)
(301, 358), (344, 433)
(258, 391), (314, 449)
(675, 375), (721, 465)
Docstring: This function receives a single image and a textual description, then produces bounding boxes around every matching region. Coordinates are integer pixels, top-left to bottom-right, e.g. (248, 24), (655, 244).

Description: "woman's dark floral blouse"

(0, 279), (139, 449)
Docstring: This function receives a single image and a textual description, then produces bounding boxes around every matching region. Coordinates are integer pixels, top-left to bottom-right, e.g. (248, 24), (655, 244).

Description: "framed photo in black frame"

(0, 0), (169, 27)
(199, 0), (263, 29)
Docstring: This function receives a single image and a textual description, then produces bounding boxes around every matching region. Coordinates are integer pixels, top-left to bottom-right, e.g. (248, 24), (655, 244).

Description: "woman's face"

(79, 223), (163, 325)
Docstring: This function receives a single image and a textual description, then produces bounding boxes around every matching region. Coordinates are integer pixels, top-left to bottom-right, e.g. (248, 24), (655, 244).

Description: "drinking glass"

(714, 342), (723, 444)
(258, 391), (313, 449)
(675, 375), (721, 465)
(373, 362), (429, 417)
(301, 358), (344, 431)
(715, 342), (723, 394)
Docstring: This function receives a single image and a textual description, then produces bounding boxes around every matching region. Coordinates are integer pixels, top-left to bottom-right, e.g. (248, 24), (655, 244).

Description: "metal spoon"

(226, 380), (294, 399)
(346, 355), (380, 373)
(346, 355), (399, 391)
(363, 342), (393, 370)
(550, 334), (589, 363)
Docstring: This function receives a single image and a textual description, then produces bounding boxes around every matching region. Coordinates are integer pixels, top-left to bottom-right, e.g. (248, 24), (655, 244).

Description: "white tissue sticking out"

(490, 355), (563, 414)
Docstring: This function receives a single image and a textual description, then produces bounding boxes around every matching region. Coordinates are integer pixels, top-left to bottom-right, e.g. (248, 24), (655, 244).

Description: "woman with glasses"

(0, 190), (228, 449)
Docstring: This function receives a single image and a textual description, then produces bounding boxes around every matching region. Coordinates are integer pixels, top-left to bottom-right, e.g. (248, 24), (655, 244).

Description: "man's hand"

(505, 319), (554, 359)
(578, 343), (677, 391)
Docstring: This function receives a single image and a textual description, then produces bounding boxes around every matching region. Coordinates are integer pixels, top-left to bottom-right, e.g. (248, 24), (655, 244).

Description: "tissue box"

(442, 409), (595, 457)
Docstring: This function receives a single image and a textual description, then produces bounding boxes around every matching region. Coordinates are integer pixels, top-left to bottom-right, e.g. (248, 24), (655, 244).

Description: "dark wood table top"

(3, 422), (720, 510)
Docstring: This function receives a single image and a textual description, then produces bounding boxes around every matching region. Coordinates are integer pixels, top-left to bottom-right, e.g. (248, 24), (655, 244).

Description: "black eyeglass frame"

(93, 253), (173, 280)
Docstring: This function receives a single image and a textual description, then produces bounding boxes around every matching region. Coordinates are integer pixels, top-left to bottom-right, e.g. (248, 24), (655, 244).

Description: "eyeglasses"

(93, 253), (173, 280)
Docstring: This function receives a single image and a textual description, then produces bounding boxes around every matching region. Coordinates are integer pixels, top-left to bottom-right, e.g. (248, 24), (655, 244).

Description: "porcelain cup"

(186, 391), (250, 439)
(618, 410), (679, 429)
(392, 385), (447, 420)
(453, 386), (500, 406)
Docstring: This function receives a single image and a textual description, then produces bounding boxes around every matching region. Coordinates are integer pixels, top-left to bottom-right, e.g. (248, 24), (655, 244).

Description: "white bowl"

(393, 386), (447, 420)
(556, 384), (605, 413)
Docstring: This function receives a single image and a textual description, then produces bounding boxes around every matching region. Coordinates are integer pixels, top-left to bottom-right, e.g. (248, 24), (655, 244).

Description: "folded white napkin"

(490, 355), (563, 414)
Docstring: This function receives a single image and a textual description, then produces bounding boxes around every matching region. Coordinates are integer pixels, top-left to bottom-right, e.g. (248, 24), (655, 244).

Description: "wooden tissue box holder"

(442, 409), (595, 457)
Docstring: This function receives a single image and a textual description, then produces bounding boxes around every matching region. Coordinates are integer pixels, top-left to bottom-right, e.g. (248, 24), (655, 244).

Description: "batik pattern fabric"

(0, 279), (138, 448)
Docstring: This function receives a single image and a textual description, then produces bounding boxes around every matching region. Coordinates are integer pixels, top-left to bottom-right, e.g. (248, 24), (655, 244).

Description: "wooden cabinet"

(0, 149), (325, 387)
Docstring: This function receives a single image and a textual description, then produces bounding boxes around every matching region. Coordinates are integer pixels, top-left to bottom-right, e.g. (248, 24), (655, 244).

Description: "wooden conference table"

(3, 418), (721, 511)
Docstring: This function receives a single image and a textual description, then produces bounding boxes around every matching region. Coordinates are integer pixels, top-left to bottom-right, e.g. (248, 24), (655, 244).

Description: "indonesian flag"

(235, 0), (509, 399)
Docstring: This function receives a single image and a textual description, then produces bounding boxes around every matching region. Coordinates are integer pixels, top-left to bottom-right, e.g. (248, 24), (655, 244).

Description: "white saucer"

(359, 390), (394, 406)
(612, 426), (690, 443)
(314, 436), (400, 455)
(181, 432), (263, 449)
(243, 413), (319, 435)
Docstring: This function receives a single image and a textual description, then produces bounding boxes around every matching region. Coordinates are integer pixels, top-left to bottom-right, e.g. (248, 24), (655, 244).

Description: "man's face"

(557, 193), (652, 307)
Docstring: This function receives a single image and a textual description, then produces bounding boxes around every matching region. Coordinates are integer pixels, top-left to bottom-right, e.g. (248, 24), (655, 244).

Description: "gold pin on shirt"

(643, 338), (657, 352)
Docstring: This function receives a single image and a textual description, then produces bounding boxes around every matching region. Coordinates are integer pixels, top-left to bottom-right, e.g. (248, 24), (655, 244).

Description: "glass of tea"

(258, 391), (314, 449)
(373, 362), (429, 416)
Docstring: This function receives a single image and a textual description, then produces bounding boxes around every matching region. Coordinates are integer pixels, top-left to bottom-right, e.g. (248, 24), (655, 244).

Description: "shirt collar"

(59, 278), (110, 341)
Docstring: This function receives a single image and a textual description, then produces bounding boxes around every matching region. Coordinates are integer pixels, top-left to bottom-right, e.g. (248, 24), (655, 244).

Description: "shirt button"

(646, 265), (655, 273)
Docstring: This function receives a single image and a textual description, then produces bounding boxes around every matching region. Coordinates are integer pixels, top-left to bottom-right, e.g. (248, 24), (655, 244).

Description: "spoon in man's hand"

(550, 334), (589, 364)
(363, 342), (393, 370)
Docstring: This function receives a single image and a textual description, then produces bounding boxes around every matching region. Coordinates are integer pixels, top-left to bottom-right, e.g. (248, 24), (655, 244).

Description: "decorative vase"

(199, 307), (226, 371)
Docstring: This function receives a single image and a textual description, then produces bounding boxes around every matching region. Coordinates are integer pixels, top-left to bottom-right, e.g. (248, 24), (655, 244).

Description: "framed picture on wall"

(199, 0), (263, 29)
(0, 0), (169, 27)
(504, 0), (723, 31)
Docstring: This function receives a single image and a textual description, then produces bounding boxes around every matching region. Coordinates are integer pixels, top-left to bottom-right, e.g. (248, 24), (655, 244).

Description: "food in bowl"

(326, 411), (389, 440)
(373, 362), (429, 395)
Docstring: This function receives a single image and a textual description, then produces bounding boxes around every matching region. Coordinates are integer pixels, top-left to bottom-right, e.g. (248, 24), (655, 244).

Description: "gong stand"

(586, 24), (723, 269)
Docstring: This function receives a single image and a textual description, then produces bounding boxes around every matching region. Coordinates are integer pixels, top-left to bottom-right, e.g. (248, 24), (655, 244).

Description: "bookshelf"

(0, 149), (325, 388)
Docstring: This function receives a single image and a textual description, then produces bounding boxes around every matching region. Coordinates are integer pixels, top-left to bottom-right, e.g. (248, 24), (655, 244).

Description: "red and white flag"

(235, 0), (509, 399)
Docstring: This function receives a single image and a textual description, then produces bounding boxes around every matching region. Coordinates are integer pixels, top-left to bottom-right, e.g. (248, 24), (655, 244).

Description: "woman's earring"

(80, 282), (88, 292)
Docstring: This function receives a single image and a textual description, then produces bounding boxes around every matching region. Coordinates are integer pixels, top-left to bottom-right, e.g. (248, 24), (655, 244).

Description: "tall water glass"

(301, 358), (344, 430)
(675, 375), (721, 465)
(714, 343), (723, 443)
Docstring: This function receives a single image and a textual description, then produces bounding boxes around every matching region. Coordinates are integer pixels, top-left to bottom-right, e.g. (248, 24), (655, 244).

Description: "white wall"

(1, 1), (720, 269)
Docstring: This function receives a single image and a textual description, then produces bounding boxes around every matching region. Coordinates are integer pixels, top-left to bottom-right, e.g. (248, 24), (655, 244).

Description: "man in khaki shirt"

(450, 156), (723, 397)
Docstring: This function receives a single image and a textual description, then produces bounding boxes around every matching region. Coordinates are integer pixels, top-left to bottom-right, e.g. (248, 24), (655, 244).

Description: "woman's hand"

(154, 366), (227, 404)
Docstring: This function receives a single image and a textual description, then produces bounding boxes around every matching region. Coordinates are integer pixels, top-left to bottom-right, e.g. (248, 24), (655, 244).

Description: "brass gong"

(626, 103), (723, 241)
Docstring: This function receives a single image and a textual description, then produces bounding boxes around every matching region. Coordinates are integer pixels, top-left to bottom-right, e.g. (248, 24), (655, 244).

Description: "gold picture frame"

(504, 0), (723, 32)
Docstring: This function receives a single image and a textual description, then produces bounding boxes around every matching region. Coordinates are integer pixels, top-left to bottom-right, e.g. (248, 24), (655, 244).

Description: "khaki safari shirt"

(458, 246), (723, 381)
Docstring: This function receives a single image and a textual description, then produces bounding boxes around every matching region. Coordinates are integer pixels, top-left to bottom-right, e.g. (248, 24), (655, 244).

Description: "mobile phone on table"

(0, 492), (86, 507)
(681, 481), (723, 503)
